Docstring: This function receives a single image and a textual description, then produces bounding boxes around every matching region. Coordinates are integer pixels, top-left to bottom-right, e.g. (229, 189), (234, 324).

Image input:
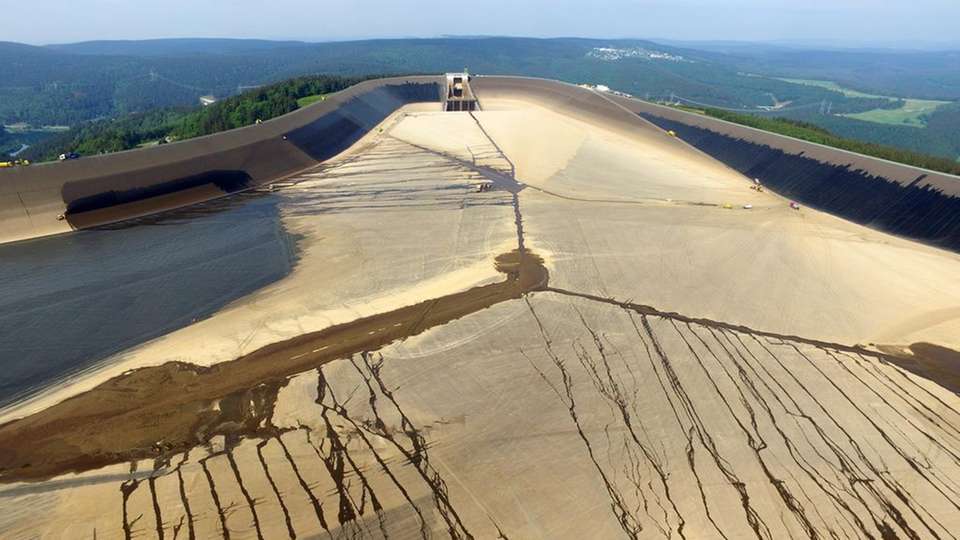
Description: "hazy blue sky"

(3, 0), (959, 47)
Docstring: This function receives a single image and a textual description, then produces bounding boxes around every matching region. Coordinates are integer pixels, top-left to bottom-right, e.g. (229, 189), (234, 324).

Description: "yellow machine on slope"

(0, 159), (30, 168)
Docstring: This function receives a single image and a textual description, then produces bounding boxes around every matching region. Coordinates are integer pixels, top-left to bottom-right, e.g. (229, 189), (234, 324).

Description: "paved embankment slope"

(611, 94), (960, 252)
(0, 76), (441, 245)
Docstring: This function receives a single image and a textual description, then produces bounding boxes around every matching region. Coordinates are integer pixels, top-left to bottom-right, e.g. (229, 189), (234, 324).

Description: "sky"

(2, 0), (959, 48)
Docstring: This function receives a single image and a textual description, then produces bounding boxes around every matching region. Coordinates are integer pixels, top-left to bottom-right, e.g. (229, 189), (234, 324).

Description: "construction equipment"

(666, 130), (677, 137)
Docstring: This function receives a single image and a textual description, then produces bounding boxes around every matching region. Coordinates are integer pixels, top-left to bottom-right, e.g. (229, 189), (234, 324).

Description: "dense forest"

(0, 127), (13, 155)
(686, 45), (960, 101)
(766, 103), (960, 162)
(22, 75), (370, 162)
(0, 38), (937, 125)
(170, 75), (369, 139)
(693, 107), (960, 176)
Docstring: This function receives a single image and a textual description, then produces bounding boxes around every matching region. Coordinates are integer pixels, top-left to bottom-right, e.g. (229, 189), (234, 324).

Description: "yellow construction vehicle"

(2, 159), (31, 168)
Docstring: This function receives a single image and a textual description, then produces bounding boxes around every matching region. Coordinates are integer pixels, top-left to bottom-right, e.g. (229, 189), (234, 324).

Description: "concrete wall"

(0, 76), (441, 245)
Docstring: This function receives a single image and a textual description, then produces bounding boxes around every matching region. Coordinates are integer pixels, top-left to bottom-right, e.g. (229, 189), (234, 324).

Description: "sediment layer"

(0, 250), (546, 482)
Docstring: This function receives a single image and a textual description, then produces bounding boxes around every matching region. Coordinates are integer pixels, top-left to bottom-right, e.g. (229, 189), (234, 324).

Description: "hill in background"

(2, 37), (957, 162)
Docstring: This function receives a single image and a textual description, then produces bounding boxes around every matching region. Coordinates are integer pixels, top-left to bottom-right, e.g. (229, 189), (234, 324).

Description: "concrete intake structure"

(443, 72), (479, 111)
(1, 75), (958, 253)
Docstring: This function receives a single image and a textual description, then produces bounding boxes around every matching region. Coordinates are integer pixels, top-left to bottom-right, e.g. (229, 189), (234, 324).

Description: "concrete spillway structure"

(443, 72), (479, 111)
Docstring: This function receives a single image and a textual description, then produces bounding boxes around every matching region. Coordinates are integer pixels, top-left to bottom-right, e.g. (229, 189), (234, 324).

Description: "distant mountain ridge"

(45, 38), (309, 56)
(1, 36), (957, 161)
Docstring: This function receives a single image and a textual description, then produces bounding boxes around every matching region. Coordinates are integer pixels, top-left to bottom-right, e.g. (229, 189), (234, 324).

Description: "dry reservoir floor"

(1, 101), (960, 539)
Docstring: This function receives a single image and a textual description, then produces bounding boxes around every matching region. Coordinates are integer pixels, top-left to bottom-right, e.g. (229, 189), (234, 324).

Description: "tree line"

(698, 107), (960, 176)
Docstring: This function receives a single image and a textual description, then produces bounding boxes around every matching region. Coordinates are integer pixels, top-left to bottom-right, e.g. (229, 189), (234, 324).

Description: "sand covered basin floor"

(2, 99), (960, 539)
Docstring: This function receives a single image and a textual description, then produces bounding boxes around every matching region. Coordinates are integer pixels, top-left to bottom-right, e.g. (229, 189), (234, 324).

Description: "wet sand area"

(0, 250), (546, 482)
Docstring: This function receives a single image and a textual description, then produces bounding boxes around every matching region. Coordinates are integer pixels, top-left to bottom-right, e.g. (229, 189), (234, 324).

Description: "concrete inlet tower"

(443, 72), (478, 111)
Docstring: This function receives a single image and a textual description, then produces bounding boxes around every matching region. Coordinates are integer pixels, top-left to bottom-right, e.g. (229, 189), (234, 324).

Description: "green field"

(23, 76), (365, 162)
(776, 78), (950, 126)
(666, 103), (960, 175)
(776, 78), (885, 98)
(296, 94), (327, 108)
(842, 98), (951, 127)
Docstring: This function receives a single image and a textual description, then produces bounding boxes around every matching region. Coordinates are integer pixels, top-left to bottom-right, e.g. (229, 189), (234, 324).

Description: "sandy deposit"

(2, 87), (960, 539)
(0, 108), (518, 423)
(473, 95), (960, 349)
(3, 293), (959, 539)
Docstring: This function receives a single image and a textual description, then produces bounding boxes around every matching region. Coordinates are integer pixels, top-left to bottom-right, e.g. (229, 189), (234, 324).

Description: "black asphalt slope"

(606, 93), (960, 253)
(640, 113), (960, 252)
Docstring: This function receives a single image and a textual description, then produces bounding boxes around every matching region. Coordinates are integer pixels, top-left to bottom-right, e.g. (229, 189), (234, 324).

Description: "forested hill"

(0, 41), (299, 126)
(0, 127), (11, 151)
(3, 37), (958, 161)
(686, 45), (960, 102)
(45, 38), (306, 56)
(21, 74), (370, 162)
(678, 106), (960, 176)
(0, 37), (929, 126)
